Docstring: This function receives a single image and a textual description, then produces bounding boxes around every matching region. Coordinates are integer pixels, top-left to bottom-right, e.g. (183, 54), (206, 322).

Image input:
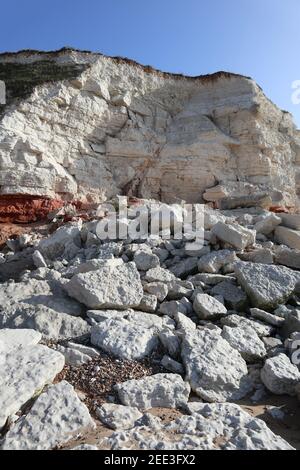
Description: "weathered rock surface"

(234, 262), (300, 309)
(193, 293), (227, 319)
(0, 344), (65, 429)
(221, 325), (267, 362)
(261, 354), (300, 395)
(181, 328), (252, 402)
(97, 404), (142, 430)
(99, 401), (293, 450)
(198, 249), (238, 274)
(0, 328), (42, 353)
(212, 222), (256, 250)
(275, 226), (300, 250)
(1, 381), (95, 450)
(65, 261), (143, 309)
(91, 318), (158, 360)
(115, 373), (190, 409)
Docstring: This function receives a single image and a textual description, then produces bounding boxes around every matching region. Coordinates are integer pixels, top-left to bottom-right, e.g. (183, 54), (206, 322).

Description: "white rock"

(198, 250), (238, 274)
(254, 212), (281, 235)
(0, 304), (91, 341)
(186, 402), (294, 450)
(210, 281), (247, 310)
(279, 213), (300, 230)
(143, 282), (168, 302)
(161, 355), (184, 374)
(234, 261), (300, 310)
(275, 226), (300, 250)
(65, 261), (143, 309)
(32, 250), (48, 268)
(134, 249), (159, 271)
(193, 293), (227, 319)
(221, 326), (267, 362)
(97, 403), (142, 430)
(0, 345), (65, 429)
(1, 381), (95, 450)
(91, 318), (158, 360)
(181, 328), (252, 402)
(115, 373), (190, 409)
(212, 222), (256, 250)
(0, 328), (42, 353)
(221, 314), (274, 337)
(144, 266), (176, 283)
(38, 223), (81, 259)
(250, 308), (285, 327)
(261, 354), (300, 395)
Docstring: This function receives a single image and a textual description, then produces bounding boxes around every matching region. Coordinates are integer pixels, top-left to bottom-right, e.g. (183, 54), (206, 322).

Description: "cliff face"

(0, 48), (299, 218)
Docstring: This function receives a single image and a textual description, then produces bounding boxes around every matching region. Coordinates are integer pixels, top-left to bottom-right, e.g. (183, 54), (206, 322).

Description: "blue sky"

(1, 0), (299, 126)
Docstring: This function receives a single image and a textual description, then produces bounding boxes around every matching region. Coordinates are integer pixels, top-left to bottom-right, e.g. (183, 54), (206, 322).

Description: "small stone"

(161, 355), (184, 374)
(193, 293), (227, 320)
(96, 403), (142, 430)
(250, 308), (285, 327)
(32, 250), (48, 268)
(261, 353), (300, 395)
(143, 282), (168, 302)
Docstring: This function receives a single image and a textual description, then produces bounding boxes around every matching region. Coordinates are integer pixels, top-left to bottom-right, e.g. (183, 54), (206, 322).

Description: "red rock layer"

(0, 196), (64, 223)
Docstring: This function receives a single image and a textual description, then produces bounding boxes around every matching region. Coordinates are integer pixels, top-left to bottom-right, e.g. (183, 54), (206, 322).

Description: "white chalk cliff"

(0, 48), (299, 209)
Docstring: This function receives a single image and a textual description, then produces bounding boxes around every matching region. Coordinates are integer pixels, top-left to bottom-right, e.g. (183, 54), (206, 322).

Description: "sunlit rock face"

(0, 47), (299, 213)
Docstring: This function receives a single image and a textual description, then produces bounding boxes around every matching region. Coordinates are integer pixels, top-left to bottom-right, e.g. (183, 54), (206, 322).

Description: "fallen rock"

(143, 281), (168, 302)
(254, 212), (281, 235)
(134, 249), (160, 271)
(91, 318), (158, 360)
(0, 328), (42, 353)
(275, 246), (300, 269)
(181, 328), (252, 402)
(97, 403), (142, 430)
(212, 222), (256, 250)
(275, 226), (300, 250)
(198, 250), (238, 274)
(144, 266), (176, 283)
(161, 355), (184, 374)
(193, 293), (227, 320)
(261, 353), (300, 395)
(38, 223), (81, 259)
(65, 261), (143, 309)
(221, 314), (274, 337)
(250, 308), (285, 327)
(115, 373), (190, 409)
(210, 281), (247, 311)
(1, 381), (95, 450)
(32, 250), (48, 268)
(0, 344), (65, 429)
(234, 261), (300, 310)
(279, 213), (300, 231)
(0, 304), (91, 341)
(221, 326), (267, 362)
(186, 402), (293, 450)
(218, 193), (272, 210)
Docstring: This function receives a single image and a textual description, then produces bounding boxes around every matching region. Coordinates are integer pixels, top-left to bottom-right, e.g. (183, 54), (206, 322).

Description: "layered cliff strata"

(0, 47), (299, 221)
